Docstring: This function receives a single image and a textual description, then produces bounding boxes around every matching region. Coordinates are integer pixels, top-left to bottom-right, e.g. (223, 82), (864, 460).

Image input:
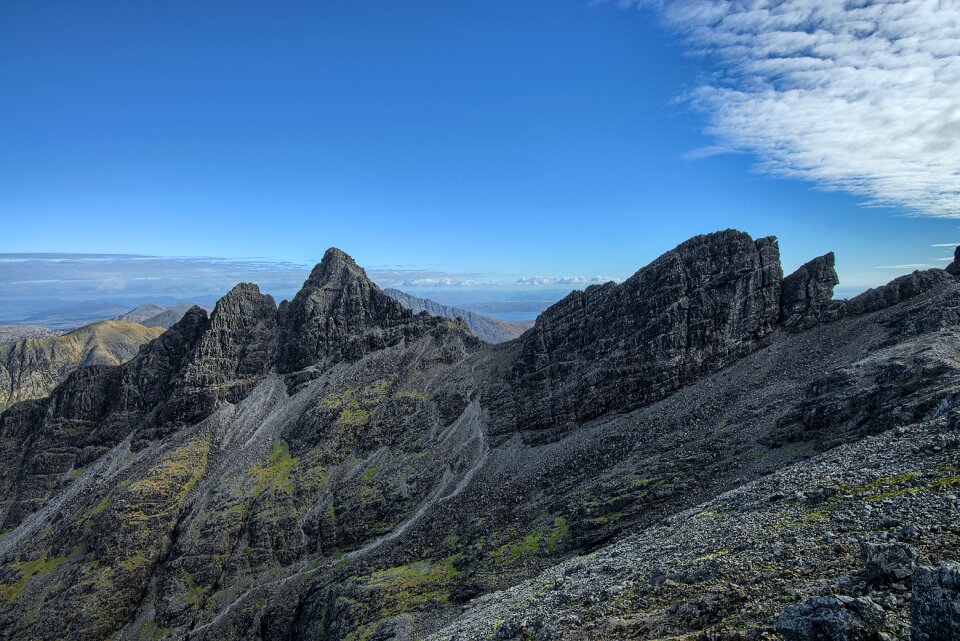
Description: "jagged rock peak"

(162, 282), (278, 427)
(210, 282), (277, 319)
(487, 229), (784, 437)
(946, 245), (960, 276)
(779, 252), (840, 331)
(276, 248), (426, 375)
(305, 247), (371, 287)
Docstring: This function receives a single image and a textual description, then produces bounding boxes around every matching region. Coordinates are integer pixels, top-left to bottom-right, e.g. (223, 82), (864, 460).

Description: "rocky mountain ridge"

(0, 230), (957, 641)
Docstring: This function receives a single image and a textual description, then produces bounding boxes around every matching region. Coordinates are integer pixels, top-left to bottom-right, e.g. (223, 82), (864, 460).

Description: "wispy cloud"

(618, 0), (960, 217)
(514, 275), (618, 286)
(931, 243), (959, 247)
(682, 145), (740, 160)
(873, 263), (932, 270)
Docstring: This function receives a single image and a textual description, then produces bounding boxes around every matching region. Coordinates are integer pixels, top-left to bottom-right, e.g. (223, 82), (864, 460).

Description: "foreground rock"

(912, 562), (960, 641)
(778, 595), (886, 641)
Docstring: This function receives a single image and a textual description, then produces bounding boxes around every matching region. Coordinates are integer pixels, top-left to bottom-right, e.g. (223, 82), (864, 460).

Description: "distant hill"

(113, 303), (166, 324)
(0, 324), (65, 346)
(0, 320), (164, 411)
(383, 288), (533, 343)
(3, 297), (216, 329)
(115, 303), (196, 328)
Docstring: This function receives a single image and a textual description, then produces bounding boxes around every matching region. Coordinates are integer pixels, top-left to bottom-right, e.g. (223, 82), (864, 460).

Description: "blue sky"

(2, 0), (959, 310)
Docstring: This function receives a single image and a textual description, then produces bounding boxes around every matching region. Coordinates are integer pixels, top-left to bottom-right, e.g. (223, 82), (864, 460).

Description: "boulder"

(777, 595), (886, 641)
(860, 541), (917, 583)
(911, 562), (960, 641)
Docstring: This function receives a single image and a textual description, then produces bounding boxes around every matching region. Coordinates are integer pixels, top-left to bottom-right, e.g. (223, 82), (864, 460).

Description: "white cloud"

(931, 243), (959, 247)
(682, 145), (741, 160)
(625, 0), (960, 217)
(514, 275), (618, 286)
(873, 263), (932, 269)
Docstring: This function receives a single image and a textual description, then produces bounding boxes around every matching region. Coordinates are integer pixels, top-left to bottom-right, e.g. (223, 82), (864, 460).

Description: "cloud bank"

(0, 254), (616, 307)
(628, 0), (960, 217)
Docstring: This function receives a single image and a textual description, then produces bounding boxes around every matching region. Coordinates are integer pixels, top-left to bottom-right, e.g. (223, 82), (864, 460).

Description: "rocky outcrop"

(0, 320), (164, 412)
(911, 562), (960, 641)
(384, 288), (531, 344)
(161, 284), (277, 427)
(847, 270), (954, 316)
(777, 595), (886, 641)
(945, 246), (960, 276)
(277, 249), (445, 378)
(860, 541), (917, 583)
(488, 230), (782, 436)
(779, 252), (841, 330)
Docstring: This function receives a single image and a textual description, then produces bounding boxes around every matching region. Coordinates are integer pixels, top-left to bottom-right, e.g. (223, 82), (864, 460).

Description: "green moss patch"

(249, 440), (298, 496)
(365, 554), (462, 617)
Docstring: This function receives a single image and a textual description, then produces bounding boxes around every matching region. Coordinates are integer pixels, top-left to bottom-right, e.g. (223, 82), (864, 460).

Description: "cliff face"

(0, 231), (958, 641)
(486, 230), (784, 438)
(0, 320), (164, 413)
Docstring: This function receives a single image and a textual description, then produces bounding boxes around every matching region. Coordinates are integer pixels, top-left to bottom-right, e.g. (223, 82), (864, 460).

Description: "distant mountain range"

(0, 297), (218, 329)
(115, 303), (198, 328)
(383, 288), (532, 343)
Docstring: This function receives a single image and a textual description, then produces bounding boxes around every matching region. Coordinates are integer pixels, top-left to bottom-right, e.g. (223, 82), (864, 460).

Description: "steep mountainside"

(383, 288), (533, 343)
(0, 231), (957, 641)
(0, 320), (164, 412)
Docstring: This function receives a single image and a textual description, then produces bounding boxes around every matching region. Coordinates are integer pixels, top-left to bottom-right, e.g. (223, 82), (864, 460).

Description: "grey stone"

(777, 595), (886, 641)
(911, 562), (960, 641)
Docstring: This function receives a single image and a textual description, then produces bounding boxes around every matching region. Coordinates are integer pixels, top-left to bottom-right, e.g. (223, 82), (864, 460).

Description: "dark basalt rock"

(777, 595), (886, 641)
(0, 307), (209, 529)
(945, 246), (960, 276)
(860, 541), (917, 583)
(911, 562), (960, 641)
(846, 270), (954, 316)
(276, 248), (434, 378)
(487, 230), (783, 436)
(4, 235), (960, 641)
(780, 252), (841, 331)
(161, 283), (277, 427)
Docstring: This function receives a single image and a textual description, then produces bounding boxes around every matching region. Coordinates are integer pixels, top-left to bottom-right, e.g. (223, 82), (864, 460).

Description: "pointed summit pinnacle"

(276, 248), (416, 374)
(306, 248), (369, 287)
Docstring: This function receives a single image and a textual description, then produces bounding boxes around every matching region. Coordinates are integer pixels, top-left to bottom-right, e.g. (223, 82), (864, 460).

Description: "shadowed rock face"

(486, 230), (783, 437)
(160, 284), (278, 429)
(1, 231), (959, 641)
(846, 269), (955, 315)
(276, 249), (445, 379)
(946, 246), (960, 276)
(780, 252), (842, 331)
(0, 308), (208, 530)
